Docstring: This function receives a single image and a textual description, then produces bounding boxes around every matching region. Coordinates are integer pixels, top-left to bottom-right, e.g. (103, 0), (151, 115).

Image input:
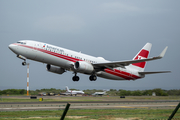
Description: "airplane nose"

(8, 44), (13, 50)
(8, 44), (16, 52)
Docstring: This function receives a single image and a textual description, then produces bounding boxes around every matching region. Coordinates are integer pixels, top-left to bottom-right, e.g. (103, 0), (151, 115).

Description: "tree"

(142, 90), (152, 96)
(132, 90), (142, 96)
(152, 88), (168, 96)
(119, 90), (131, 96)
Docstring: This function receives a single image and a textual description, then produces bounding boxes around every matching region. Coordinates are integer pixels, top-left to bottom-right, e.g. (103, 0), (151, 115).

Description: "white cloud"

(34, 15), (86, 34)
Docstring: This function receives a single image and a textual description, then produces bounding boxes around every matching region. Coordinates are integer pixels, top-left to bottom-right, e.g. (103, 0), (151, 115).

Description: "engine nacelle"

(74, 61), (94, 74)
(46, 64), (65, 74)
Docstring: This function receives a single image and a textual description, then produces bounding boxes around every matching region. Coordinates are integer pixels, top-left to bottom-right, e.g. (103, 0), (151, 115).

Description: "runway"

(0, 100), (179, 111)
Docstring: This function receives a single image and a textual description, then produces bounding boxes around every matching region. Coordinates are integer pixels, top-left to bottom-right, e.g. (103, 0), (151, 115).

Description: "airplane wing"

(93, 46), (168, 69)
(139, 71), (171, 75)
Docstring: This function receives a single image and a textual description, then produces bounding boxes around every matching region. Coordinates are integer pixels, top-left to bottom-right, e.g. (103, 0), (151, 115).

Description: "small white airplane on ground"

(92, 91), (107, 96)
(9, 40), (170, 81)
(66, 86), (84, 96)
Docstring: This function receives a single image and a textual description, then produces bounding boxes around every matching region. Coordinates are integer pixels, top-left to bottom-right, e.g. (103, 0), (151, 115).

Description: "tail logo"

(137, 55), (146, 60)
(132, 49), (149, 68)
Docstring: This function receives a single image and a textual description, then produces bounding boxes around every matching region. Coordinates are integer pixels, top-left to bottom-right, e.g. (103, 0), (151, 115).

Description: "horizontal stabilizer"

(139, 71), (171, 75)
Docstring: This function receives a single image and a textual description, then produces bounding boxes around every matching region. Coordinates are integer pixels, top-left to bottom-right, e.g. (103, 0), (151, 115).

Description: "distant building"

(38, 92), (46, 96)
(152, 92), (156, 96)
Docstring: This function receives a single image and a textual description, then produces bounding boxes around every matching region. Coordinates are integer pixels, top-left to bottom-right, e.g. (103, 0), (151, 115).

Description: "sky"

(0, 0), (180, 91)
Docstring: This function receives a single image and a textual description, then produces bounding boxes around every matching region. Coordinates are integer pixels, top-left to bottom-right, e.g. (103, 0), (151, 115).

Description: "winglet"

(159, 46), (168, 58)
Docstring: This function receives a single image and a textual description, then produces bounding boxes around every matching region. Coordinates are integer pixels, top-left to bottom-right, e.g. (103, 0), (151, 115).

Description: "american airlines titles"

(44, 44), (96, 63)
(45, 45), (64, 54)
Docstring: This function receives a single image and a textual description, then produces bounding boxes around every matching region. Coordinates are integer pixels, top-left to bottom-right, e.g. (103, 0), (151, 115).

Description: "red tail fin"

(132, 49), (149, 68)
(130, 43), (152, 71)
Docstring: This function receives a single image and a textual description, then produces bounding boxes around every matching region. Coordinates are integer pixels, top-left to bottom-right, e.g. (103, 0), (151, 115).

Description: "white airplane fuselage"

(9, 40), (169, 81)
(92, 91), (106, 96)
(66, 86), (84, 95)
(67, 90), (85, 95)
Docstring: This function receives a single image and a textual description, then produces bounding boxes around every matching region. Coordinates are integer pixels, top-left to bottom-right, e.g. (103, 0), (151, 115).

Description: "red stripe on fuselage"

(105, 69), (140, 80)
(15, 43), (140, 80)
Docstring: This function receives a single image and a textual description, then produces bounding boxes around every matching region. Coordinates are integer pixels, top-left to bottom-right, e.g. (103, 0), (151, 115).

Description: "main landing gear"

(72, 73), (79, 81)
(72, 73), (97, 82)
(89, 75), (97, 81)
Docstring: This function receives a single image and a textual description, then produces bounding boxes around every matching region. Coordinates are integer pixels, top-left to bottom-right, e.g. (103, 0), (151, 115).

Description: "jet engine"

(46, 64), (65, 74)
(74, 61), (94, 74)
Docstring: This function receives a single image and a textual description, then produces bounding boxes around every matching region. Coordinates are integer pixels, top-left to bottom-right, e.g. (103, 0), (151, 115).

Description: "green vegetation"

(0, 88), (65, 96)
(0, 89), (26, 95)
(105, 88), (180, 96)
(116, 88), (169, 96)
(0, 109), (180, 120)
(1, 88), (180, 96)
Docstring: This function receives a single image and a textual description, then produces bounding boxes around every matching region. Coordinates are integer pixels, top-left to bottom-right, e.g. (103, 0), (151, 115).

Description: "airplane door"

(33, 43), (37, 51)
(32, 43), (38, 60)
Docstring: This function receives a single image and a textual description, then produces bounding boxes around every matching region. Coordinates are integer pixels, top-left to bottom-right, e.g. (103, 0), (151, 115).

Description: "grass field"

(0, 109), (180, 120)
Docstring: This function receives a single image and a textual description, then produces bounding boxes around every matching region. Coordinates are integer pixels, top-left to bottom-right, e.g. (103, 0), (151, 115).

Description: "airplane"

(66, 86), (84, 96)
(8, 40), (170, 81)
(92, 91), (107, 96)
(60, 92), (72, 96)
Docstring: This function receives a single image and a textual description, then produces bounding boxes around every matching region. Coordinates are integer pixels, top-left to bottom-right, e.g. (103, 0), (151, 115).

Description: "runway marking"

(0, 104), (176, 110)
(0, 103), (177, 111)
(115, 106), (148, 109)
(1, 107), (61, 110)
(169, 105), (176, 107)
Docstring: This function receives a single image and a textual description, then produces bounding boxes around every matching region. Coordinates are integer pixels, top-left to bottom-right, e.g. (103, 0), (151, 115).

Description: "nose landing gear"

(22, 61), (26, 66)
(17, 55), (27, 66)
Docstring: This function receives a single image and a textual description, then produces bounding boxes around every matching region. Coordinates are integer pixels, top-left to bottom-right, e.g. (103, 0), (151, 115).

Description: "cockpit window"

(17, 42), (26, 44)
